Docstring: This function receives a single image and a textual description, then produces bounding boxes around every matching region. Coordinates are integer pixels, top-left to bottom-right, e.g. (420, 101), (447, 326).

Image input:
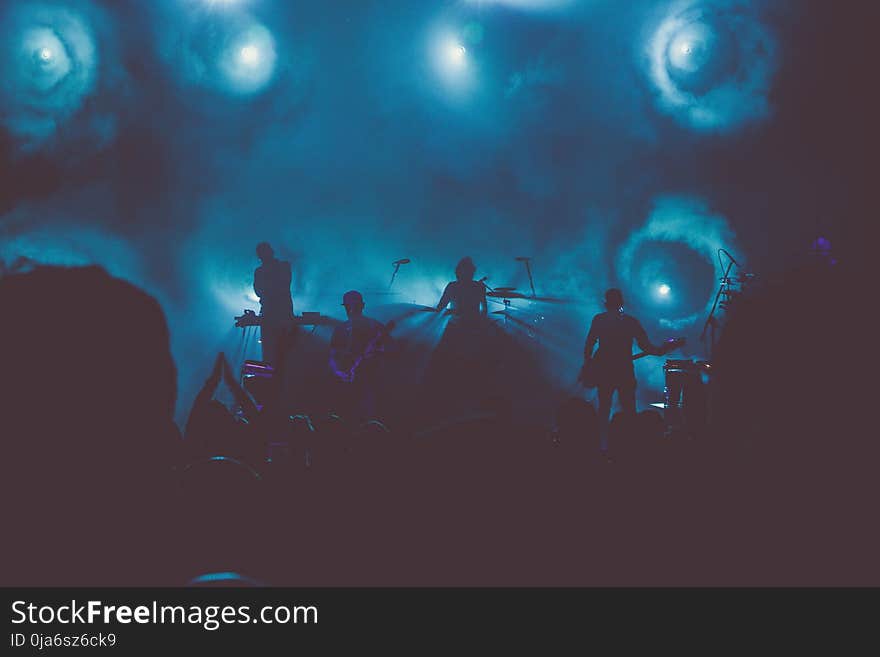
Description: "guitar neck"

(632, 338), (684, 361)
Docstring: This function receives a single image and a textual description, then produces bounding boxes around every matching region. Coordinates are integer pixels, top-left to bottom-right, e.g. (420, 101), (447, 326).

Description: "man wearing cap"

(583, 288), (664, 454)
(329, 290), (389, 422)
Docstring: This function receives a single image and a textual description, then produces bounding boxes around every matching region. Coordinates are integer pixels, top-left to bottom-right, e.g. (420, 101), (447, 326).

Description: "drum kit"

(656, 358), (713, 436)
(482, 257), (573, 342)
(486, 286), (567, 342)
(658, 267), (757, 435)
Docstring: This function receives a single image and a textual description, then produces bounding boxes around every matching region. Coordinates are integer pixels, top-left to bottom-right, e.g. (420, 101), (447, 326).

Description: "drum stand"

(662, 359), (690, 437)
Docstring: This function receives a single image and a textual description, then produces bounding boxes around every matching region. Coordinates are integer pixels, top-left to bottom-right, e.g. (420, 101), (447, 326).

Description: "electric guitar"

(332, 304), (436, 383)
(335, 320), (397, 384)
(578, 337), (686, 389)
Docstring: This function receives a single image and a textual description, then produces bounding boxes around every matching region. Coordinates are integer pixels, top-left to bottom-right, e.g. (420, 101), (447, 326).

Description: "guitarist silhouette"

(329, 291), (393, 422)
(581, 288), (679, 454)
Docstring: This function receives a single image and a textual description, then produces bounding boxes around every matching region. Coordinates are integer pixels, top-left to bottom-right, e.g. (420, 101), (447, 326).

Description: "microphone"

(515, 256), (531, 262)
(720, 249), (740, 267)
(392, 258), (411, 266)
(478, 276), (489, 283)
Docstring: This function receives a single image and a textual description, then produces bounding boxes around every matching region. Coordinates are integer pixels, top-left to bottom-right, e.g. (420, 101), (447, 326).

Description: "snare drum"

(664, 358), (691, 402)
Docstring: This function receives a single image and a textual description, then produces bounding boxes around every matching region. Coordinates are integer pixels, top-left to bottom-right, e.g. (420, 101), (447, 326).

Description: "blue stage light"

(617, 195), (739, 329)
(162, 7), (278, 97)
(429, 26), (476, 98)
(0, 2), (99, 148)
(218, 22), (277, 94)
(645, 0), (777, 132)
(239, 44), (260, 66)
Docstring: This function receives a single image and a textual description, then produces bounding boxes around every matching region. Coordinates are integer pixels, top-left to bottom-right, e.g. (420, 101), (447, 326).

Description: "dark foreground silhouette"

(1, 262), (875, 586)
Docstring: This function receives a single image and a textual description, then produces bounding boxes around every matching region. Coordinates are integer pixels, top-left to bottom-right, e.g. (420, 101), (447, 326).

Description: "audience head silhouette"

(0, 265), (181, 585)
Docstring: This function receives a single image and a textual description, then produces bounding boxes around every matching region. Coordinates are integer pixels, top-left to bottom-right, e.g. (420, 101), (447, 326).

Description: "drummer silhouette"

(436, 256), (488, 320)
(426, 257), (493, 417)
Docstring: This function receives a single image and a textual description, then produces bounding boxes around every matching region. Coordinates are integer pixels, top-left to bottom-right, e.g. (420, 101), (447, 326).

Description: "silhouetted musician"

(253, 242), (293, 366)
(329, 290), (390, 422)
(583, 288), (663, 453)
(436, 256), (488, 320)
(427, 257), (494, 414)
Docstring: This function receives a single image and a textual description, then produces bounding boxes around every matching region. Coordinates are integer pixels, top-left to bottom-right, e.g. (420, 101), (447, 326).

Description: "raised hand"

(207, 352), (224, 384)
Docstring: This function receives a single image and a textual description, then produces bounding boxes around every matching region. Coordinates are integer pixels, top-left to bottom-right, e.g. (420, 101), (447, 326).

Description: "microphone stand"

(517, 258), (537, 298)
(700, 255), (736, 359)
(389, 262), (403, 291)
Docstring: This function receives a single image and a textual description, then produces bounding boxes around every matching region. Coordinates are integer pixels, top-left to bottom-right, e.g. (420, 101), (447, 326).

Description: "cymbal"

(487, 290), (570, 304)
(529, 296), (570, 304)
(493, 286), (517, 292)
